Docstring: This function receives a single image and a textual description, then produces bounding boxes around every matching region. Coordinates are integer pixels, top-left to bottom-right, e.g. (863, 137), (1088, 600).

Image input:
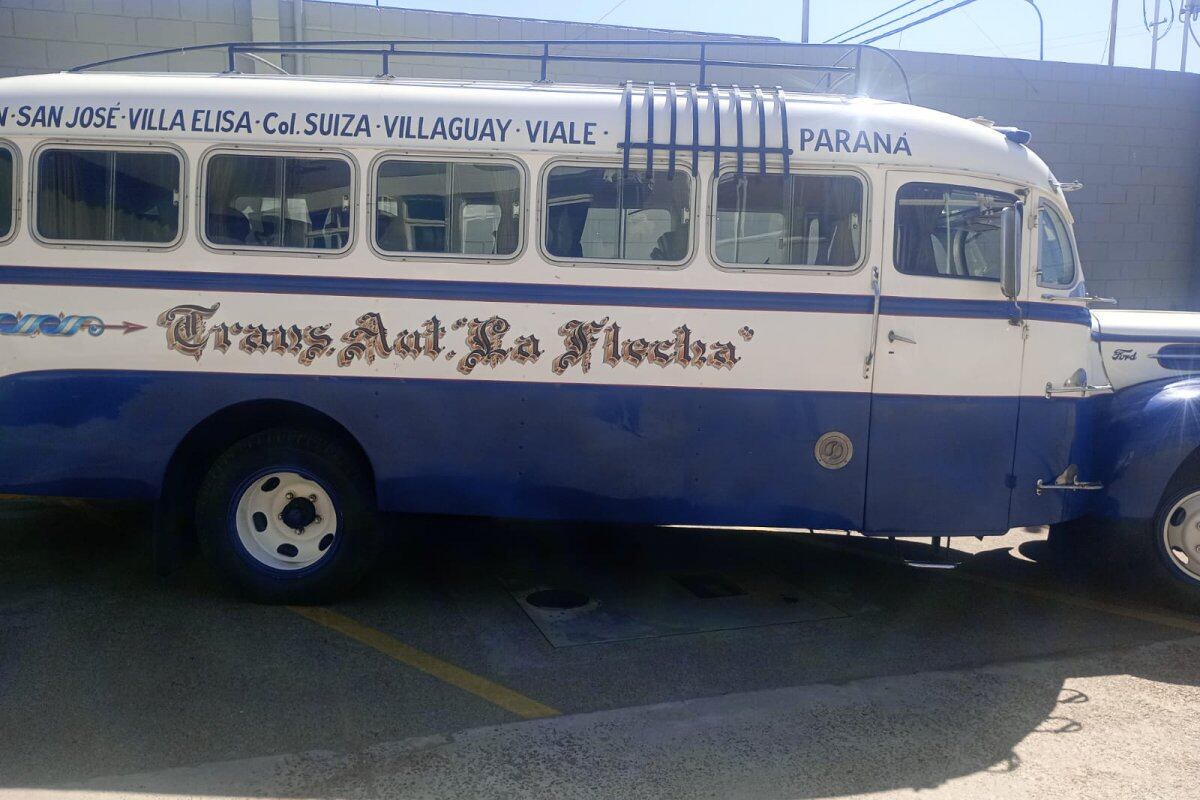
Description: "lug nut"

(315, 516), (322, 524)
(285, 492), (295, 500)
(309, 494), (317, 502)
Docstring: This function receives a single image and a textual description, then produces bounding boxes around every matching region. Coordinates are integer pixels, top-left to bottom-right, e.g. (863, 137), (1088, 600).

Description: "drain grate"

(525, 588), (590, 610)
(673, 573), (747, 599)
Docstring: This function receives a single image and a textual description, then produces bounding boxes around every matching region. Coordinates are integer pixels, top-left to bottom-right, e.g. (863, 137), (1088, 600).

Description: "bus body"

(2, 55), (1199, 601)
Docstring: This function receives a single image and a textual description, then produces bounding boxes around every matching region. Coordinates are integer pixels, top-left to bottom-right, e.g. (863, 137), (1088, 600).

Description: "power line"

(824, 0), (927, 43)
(857, 0), (981, 45)
(593, 0), (629, 24)
(837, 0), (955, 44)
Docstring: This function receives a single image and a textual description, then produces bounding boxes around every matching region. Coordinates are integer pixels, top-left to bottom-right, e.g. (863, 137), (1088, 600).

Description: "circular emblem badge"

(814, 432), (853, 470)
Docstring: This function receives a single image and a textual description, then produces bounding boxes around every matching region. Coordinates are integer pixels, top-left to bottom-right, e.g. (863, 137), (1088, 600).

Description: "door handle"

(887, 330), (916, 345)
(863, 266), (881, 379)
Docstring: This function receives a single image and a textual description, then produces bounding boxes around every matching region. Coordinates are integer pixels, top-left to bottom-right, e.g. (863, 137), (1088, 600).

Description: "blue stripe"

(0, 263), (1093, 324)
(1094, 332), (1200, 344)
(0, 264), (874, 314)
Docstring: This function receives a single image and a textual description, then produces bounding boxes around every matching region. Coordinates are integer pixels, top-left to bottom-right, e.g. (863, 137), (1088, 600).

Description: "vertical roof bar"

(710, 85), (722, 176)
(777, 87), (790, 176)
(540, 42), (549, 82)
(622, 80), (633, 176)
(698, 43), (707, 87)
(689, 83), (700, 174)
(667, 82), (678, 179)
(226, 44), (237, 73)
(854, 45), (863, 96)
(645, 82), (655, 175)
(731, 84), (744, 175)
(754, 85), (767, 175)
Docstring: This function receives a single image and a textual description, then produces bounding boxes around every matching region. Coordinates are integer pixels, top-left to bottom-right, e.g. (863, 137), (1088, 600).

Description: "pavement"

(1, 496), (1198, 799)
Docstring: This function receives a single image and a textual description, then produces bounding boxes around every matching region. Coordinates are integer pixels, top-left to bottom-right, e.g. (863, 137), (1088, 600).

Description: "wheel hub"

(1162, 490), (1200, 582)
(234, 471), (338, 571)
(280, 496), (318, 531)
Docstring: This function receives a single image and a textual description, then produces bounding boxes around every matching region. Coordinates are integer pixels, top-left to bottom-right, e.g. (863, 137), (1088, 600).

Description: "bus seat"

(207, 208), (251, 245)
(376, 216), (409, 252)
(650, 229), (687, 261)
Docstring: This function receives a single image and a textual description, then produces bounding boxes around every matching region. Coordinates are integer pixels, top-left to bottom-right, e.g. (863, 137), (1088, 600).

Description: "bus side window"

(893, 182), (1018, 282)
(1037, 203), (1077, 288)
(204, 153), (352, 252)
(543, 166), (693, 264)
(35, 148), (180, 245)
(374, 159), (521, 257)
(0, 146), (13, 241)
(713, 172), (864, 268)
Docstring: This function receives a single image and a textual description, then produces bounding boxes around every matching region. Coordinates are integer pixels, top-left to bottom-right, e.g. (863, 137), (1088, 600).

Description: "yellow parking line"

(799, 534), (1200, 635)
(0, 493), (125, 528)
(289, 605), (561, 720)
(948, 570), (1200, 634)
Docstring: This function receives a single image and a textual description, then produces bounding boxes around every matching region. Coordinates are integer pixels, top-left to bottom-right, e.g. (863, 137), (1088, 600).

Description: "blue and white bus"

(2, 40), (1198, 603)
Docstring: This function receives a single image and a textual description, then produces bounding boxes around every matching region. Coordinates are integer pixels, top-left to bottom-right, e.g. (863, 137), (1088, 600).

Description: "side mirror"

(1000, 201), (1023, 299)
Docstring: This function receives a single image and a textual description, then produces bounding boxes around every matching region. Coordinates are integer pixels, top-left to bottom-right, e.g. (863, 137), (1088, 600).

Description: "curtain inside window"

(37, 149), (180, 243)
(113, 152), (179, 244)
(0, 149), (12, 239)
(37, 150), (109, 241)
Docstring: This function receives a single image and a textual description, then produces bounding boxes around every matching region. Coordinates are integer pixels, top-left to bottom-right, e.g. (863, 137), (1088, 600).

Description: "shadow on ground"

(1, 498), (1197, 797)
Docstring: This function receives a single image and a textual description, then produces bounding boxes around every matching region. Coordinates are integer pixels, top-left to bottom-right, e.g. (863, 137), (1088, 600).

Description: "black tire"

(195, 427), (380, 603)
(1146, 481), (1200, 610)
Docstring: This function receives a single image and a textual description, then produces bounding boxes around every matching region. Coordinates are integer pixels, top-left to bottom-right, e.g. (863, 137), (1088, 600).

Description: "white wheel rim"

(1162, 490), (1200, 584)
(233, 471), (338, 571)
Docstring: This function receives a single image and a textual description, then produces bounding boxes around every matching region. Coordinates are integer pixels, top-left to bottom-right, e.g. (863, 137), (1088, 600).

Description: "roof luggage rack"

(618, 81), (794, 178)
(67, 38), (912, 103)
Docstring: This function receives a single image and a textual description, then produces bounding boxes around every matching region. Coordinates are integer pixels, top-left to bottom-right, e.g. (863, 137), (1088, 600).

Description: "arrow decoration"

(0, 312), (147, 337)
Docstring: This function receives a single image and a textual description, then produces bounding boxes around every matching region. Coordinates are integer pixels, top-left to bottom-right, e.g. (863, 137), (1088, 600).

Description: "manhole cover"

(525, 588), (590, 610)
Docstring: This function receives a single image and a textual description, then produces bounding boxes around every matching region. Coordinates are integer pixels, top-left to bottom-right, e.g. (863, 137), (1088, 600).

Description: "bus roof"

(0, 71), (1057, 190)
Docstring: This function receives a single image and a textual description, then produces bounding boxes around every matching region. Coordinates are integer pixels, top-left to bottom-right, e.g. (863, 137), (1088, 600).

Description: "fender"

(1092, 375), (1200, 520)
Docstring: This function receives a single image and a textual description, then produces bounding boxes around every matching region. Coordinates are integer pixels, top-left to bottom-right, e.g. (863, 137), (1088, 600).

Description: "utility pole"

(1151, 0), (1162, 69)
(1185, 3), (1195, 72)
(1107, 0), (1119, 66)
(801, 0), (811, 43)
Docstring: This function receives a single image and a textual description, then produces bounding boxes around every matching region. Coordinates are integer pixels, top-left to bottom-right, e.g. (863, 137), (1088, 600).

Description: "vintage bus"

(2, 40), (1198, 603)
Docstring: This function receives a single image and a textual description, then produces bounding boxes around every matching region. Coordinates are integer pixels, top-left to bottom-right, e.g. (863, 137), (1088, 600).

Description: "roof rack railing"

(67, 39), (913, 103)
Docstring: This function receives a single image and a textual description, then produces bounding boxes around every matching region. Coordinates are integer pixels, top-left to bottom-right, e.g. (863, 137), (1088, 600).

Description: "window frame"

(198, 145), (358, 258)
(890, 179), (1020, 284)
(367, 150), (528, 264)
(1036, 199), (1080, 290)
(30, 140), (187, 251)
(708, 165), (871, 275)
(538, 157), (698, 271)
(0, 140), (17, 246)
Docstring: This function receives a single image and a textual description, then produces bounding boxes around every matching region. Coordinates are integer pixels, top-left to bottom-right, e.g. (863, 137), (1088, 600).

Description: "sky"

(345, 0), (1200, 73)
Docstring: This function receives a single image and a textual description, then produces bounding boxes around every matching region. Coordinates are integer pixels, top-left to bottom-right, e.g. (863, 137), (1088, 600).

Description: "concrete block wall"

(0, 0), (252, 74)
(2, 0), (1199, 309)
(893, 50), (1200, 311)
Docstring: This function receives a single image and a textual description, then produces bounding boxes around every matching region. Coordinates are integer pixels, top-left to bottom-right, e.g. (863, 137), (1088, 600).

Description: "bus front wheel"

(195, 428), (381, 603)
(1149, 483), (1200, 609)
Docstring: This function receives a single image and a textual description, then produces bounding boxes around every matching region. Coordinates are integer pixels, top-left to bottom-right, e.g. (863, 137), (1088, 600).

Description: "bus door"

(864, 172), (1028, 535)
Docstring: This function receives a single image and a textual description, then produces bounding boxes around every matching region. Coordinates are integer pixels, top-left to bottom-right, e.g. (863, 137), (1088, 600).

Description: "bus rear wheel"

(195, 428), (380, 603)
